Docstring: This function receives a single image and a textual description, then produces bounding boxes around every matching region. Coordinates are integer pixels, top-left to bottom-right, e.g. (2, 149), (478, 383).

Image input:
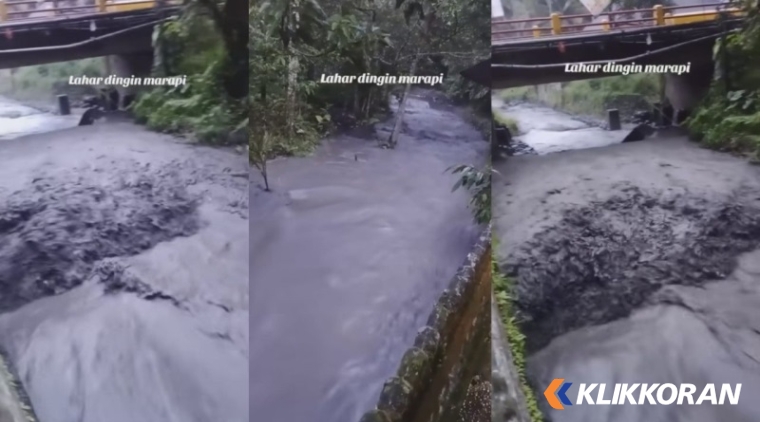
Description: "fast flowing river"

(0, 96), (80, 140)
(251, 90), (487, 422)
(0, 97), (249, 422)
(493, 100), (760, 422)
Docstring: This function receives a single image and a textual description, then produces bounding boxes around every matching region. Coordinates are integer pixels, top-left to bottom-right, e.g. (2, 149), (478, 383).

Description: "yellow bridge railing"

(0, 0), (180, 23)
(492, 3), (745, 42)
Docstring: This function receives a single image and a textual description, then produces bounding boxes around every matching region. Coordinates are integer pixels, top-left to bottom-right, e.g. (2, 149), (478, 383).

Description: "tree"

(250, 0), (327, 191)
(250, 0), (490, 173)
(251, 129), (275, 191)
(196, 0), (249, 99)
(384, 0), (436, 148)
(264, 0), (327, 136)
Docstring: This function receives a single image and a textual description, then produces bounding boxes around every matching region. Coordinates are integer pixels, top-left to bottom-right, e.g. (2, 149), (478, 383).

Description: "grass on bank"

(493, 112), (519, 135)
(688, 100), (760, 161)
(492, 239), (543, 422)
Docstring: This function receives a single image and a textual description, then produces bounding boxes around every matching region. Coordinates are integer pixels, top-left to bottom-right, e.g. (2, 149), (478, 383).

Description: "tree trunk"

(196, 0), (249, 99)
(386, 53), (419, 148)
(261, 160), (270, 191)
(286, 51), (300, 137)
(252, 131), (273, 192)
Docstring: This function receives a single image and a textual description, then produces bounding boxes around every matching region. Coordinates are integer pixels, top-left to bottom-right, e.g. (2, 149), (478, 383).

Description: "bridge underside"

(492, 37), (715, 88)
(0, 8), (176, 68)
(466, 20), (739, 89)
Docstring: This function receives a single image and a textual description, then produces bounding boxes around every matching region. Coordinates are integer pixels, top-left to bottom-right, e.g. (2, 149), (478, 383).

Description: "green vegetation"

(449, 164), (491, 225)
(251, 0), (489, 190)
(0, 59), (105, 105)
(492, 240), (543, 422)
(131, 0), (247, 144)
(687, 0), (760, 160)
(499, 73), (662, 117)
(493, 112), (519, 134)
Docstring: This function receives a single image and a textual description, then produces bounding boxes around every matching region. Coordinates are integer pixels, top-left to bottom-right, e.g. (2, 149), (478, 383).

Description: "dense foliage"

(251, 0), (490, 186)
(131, 0), (247, 144)
(687, 0), (760, 159)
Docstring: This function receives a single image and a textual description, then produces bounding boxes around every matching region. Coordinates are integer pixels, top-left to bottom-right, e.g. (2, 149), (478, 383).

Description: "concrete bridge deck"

(0, 0), (181, 68)
(0, 0), (179, 24)
(492, 2), (742, 45)
(471, 3), (746, 89)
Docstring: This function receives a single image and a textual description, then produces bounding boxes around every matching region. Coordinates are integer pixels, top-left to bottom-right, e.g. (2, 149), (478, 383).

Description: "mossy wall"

(359, 228), (492, 422)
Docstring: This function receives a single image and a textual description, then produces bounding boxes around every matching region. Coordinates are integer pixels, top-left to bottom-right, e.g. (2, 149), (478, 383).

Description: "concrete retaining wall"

(0, 352), (36, 422)
(359, 228), (492, 422)
(491, 293), (531, 422)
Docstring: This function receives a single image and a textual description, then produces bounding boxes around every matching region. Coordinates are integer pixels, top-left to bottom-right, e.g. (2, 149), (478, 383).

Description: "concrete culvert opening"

(506, 186), (760, 353)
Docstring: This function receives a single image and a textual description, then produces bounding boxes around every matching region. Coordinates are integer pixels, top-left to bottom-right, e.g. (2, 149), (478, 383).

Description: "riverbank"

(493, 103), (760, 422)
(0, 121), (248, 422)
(251, 90), (487, 422)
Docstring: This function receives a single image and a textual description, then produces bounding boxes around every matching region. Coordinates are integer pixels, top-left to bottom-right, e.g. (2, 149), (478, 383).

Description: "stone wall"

(359, 228), (492, 422)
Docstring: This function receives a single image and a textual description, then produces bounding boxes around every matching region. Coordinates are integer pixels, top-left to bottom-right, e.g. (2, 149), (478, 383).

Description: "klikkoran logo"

(544, 379), (741, 410)
(544, 379), (573, 410)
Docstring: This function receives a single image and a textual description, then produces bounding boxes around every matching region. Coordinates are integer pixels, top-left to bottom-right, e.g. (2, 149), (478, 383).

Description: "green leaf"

(728, 90), (746, 102)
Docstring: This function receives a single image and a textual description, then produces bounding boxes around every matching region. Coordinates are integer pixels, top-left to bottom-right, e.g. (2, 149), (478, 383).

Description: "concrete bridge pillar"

(106, 51), (153, 108)
(664, 62), (713, 122)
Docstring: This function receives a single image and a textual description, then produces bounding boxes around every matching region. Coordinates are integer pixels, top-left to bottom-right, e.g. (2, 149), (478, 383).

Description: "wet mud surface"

(508, 185), (760, 353)
(0, 166), (200, 311)
(0, 117), (248, 422)
(251, 90), (486, 422)
(493, 103), (760, 422)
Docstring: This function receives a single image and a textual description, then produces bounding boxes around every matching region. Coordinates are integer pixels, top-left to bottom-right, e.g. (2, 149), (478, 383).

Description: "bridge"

(462, 3), (745, 94)
(0, 0), (181, 70)
(456, 3), (748, 115)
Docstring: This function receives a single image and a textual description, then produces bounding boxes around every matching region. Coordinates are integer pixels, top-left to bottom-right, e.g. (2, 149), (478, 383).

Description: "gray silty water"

(492, 97), (633, 154)
(493, 102), (760, 422)
(0, 96), (80, 140)
(0, 111), (249, 422)
(251, 91), (486, 422)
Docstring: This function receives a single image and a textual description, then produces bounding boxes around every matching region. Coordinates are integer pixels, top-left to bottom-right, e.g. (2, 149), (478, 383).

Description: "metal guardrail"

(492, 3), (745, 41)
(0, 0), (180, 23)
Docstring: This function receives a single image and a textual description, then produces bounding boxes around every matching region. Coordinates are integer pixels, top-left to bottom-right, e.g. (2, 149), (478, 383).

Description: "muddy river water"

(251, 91), (487, 422)
(0, 99), (249, 422)
(493, 101), (760, 422)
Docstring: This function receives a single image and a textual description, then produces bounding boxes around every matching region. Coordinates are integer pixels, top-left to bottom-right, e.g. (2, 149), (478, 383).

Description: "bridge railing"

(0, 0), (180, 23)
(492, 2), (744, 42)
